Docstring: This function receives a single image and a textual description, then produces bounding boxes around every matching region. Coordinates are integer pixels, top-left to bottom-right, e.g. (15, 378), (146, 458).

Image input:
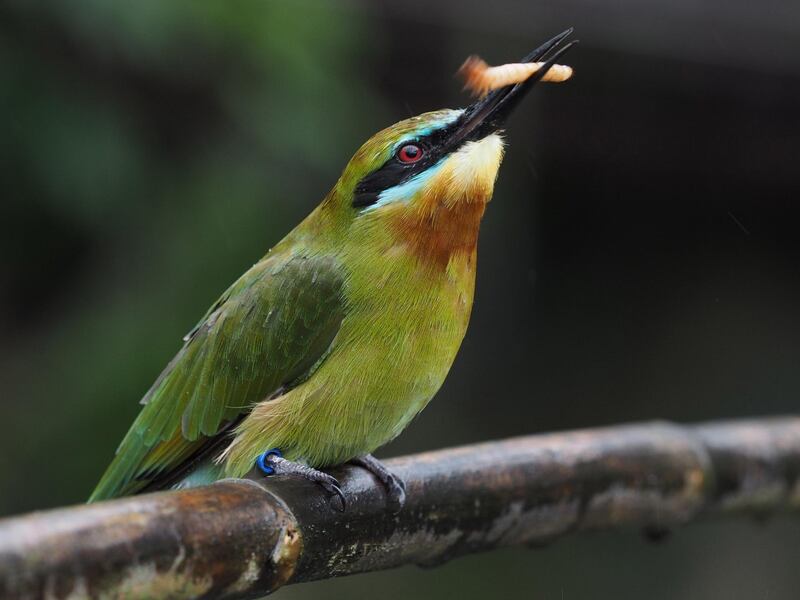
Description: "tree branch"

(1, 418), (799, 599)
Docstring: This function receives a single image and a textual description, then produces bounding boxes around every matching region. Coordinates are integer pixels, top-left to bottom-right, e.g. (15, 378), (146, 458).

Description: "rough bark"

(1, 418), (798, 599)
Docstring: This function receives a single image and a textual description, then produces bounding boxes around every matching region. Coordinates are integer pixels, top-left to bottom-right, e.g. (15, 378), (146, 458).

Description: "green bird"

(90, 30), (576, 508)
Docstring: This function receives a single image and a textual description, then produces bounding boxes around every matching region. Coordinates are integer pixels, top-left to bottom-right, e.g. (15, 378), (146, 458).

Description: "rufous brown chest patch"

(390, 195), (487, 269)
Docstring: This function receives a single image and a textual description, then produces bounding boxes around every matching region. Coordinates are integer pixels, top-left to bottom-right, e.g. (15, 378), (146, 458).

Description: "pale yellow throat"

(434, 133), (506, 206)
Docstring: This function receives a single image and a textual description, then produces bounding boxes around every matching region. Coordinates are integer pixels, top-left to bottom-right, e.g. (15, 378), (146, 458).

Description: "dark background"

(2, 1), (799, 598)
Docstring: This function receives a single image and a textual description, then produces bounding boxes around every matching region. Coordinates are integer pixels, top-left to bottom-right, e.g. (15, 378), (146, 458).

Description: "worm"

(457, 56), (573, 98)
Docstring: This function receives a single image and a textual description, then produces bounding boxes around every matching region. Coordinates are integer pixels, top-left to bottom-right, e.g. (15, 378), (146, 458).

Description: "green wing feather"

(89, 251), (346, 502)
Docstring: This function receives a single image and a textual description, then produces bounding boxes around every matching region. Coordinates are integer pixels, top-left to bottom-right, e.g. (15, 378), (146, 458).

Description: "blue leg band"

(256, 448), (283, 476)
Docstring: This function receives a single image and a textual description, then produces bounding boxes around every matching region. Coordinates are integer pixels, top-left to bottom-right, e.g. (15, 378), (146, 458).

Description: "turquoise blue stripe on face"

(365, 161), (445, 211)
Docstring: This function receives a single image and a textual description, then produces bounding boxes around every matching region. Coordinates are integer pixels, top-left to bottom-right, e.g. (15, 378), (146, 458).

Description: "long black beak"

(450, 28), (577, 146)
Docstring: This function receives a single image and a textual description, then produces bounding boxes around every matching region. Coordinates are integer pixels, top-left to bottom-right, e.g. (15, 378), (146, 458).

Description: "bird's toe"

(385, 475), (406, 512)
(317, 475), (347, 512)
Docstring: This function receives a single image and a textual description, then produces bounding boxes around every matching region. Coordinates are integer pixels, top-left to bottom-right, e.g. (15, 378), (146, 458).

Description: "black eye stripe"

(352, 141), (431, 208)
(352, 124), (457, 209)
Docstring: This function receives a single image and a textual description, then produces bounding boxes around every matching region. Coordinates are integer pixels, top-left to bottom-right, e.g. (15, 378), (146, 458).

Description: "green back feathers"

(89, 250), (346, 501)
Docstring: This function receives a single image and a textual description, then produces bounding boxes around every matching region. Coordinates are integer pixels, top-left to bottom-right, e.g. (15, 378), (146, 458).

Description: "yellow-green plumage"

(90, 108), (506, 502)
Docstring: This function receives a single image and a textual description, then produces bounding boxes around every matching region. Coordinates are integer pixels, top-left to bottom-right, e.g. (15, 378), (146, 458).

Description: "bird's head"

(319, 30), (576, 269)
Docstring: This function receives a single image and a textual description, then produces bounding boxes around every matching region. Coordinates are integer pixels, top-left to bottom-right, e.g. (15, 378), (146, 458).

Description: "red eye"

(397, 143), (424, 163)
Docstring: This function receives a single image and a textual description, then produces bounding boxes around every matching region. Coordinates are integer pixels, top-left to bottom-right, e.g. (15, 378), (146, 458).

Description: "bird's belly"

(293, 292), (470, 464)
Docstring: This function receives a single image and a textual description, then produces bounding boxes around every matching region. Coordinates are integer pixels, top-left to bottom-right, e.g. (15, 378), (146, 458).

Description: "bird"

(89, 30), (576, 510)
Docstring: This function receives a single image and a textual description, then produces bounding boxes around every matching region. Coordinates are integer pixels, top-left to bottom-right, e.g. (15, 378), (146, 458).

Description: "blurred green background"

(2, 0), (799, 598)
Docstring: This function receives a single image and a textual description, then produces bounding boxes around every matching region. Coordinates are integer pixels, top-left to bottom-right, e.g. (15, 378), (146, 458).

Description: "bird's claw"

(316, 475), (347, 512)
(256, 449), (346, 511)
(383, 473), (406, 511)
(351, 454), (406, 512)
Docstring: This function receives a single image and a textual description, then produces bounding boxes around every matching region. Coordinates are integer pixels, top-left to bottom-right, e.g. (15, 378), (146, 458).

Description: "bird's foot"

(256, 449), (346, 512)
(351, 454), (406, 512)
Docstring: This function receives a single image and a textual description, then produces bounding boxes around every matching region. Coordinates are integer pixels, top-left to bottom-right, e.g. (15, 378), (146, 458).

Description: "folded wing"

(89, 251), (346, 501)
